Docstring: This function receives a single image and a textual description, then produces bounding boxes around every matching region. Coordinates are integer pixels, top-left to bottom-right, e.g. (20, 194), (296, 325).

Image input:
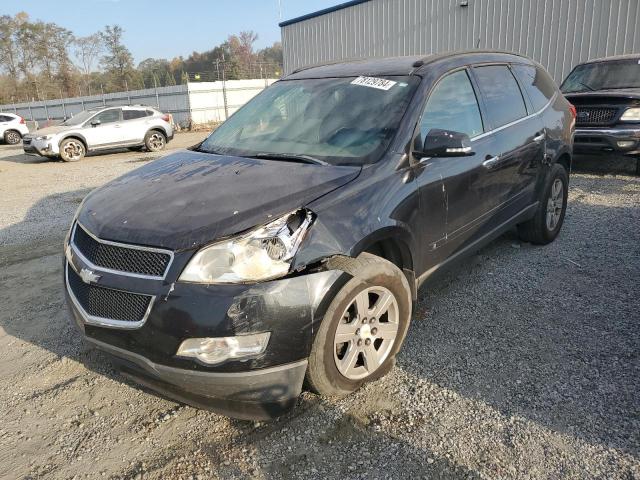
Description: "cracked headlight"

(179, 209), (314, 284)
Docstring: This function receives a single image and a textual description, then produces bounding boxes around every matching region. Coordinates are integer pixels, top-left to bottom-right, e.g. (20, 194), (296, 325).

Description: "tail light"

(161, 114), (170, 122)
(569, 104), (577, 119)
(18, 116), (25, 124)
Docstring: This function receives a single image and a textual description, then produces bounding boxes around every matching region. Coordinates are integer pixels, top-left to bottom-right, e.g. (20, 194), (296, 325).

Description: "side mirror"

(413, 129), (474, 160)
(90, 120), (101, 127)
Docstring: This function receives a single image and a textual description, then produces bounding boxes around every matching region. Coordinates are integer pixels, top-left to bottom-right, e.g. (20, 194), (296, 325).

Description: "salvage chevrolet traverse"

(64, 51), (574, 419)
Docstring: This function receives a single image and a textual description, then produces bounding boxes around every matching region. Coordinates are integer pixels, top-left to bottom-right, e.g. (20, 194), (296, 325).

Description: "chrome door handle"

(533, 132), (545, 143)
(482, 155), (500, 168)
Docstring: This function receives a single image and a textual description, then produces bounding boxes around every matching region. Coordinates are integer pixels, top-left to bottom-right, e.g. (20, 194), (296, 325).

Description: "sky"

(2, 0), (340, 63)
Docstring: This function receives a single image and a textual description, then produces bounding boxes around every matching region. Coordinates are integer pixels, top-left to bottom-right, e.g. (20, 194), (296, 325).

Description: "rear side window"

(473, 65), (527, 128)
(0, 115), (13, 122)
(420, 69), (484, 139)
(145, 110), (154, 117)
(123, 110), (147, 120)
(512, 64), (557, 112)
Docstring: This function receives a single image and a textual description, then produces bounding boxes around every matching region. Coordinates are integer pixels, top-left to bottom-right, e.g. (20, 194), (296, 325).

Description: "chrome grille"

(67, 264), (152, 323)
(72, 223), (172, 278)
(575, 107), (618, 126)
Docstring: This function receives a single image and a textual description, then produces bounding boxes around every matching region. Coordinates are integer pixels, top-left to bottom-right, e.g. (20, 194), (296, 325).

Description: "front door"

(413, 68), (501, 273)
(82, 108), (123, 149)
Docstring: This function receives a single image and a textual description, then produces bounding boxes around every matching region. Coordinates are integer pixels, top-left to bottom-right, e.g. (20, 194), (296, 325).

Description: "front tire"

(306, 253), (412, 397)
(144, 130), (166, 152)
(59, 138), (86, 162)
(4, 130), (21, 145)
(518, 163), (568, 244)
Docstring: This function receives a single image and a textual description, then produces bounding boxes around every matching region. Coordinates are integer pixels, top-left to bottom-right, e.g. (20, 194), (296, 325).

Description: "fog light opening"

(176, 332), (271, 365)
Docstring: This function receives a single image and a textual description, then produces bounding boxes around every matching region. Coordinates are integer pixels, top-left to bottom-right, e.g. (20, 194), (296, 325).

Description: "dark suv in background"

(64, 51), (574, 419)
(561, 54), (640, 174)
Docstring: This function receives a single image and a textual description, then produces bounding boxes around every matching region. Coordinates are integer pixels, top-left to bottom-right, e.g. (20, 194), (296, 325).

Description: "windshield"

(61, 110), (96, 126)
(198, 75), (420, 166)
(561, 59), (640, 93)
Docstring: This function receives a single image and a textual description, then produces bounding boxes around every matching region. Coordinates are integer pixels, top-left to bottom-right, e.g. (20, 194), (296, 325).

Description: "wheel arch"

(4, 128), (22, 138)
(351, 227), (417, 299)
(59, 134), (88, 151)
(146, 126), (168, 139)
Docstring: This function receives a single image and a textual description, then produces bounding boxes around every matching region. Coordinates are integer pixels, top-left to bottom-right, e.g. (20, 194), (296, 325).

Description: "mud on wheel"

(306, 253), (412, 397)
(59, 138), (86, 162)
(144, 131), (166, 152)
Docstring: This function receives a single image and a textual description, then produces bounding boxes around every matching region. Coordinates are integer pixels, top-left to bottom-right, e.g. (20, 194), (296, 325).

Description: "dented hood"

(78, 150), (360, 250)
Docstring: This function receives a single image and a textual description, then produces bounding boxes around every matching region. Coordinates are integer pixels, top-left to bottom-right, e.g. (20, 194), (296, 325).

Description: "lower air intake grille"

(67, 265), (152, 323)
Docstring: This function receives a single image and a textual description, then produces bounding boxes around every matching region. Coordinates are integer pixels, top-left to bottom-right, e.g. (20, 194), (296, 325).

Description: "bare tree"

(74, 33), (103, 76)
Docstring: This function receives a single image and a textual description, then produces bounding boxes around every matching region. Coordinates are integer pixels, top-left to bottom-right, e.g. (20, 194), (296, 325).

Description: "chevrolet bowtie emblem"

(79, 268), (101, 284)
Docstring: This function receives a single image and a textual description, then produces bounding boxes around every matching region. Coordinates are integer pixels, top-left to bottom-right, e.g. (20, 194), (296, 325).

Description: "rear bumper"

(573, 127), (640, 156)
(87, 337), (307, 420)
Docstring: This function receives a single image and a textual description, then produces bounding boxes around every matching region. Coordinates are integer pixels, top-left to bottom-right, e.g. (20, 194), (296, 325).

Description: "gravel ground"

(0, 144), (638, 480)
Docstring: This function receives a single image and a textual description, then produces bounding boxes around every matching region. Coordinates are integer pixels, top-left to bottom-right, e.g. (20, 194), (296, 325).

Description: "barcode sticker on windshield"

(351, 76), (397, 90)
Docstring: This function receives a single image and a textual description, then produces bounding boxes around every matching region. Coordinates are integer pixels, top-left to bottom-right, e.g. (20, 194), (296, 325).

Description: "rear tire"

(59, 138), (86, 162)
(306, 253), (412, 397)
(518, 163), (568, 244)
(4, 130), (21, 145)
(144, 130), (166, 152)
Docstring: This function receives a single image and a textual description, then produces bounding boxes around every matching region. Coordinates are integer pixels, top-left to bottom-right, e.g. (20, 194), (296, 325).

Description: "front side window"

(198, 76), (420, 166)
(419, 69), (484, 139)
(474, 65), (527, 129)
(92, 109), (121, 125)
(561, 59), (640, 93)
(512, 64), (557, 112)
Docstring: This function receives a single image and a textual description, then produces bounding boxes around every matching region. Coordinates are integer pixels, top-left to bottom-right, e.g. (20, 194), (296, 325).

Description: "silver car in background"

(23, 105), (174, 161)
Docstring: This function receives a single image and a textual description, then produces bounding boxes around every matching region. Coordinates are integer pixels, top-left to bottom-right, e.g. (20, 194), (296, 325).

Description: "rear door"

(471, 64), (545, 215)
(121, 108), (151, 144)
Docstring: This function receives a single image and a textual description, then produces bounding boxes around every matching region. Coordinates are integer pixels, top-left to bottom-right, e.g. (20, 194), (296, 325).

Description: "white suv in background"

(23, 106), (174, 161)
(0, 113), (30, 145)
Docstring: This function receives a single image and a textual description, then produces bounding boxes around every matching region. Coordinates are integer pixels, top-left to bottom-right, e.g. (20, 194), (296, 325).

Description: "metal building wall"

(281, 0), (640, 82)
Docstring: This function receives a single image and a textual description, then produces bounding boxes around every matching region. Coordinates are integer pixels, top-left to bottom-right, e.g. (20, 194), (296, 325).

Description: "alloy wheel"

(546, 178), (564, 231)
(333, 286), (399, 380)
(63, 141), (84, 161)
(6, 131), (20, 144)
(148, 133), (165, 151)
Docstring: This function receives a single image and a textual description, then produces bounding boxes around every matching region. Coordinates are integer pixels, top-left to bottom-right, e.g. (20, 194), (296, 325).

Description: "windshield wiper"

(247, 153), (328, 166)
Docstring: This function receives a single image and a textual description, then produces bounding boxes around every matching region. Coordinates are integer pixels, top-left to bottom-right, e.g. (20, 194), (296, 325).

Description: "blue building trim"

(279, 0), (372, 27)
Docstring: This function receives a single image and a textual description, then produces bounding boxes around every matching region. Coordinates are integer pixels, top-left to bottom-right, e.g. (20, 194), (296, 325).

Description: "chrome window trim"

(65, 262), (155, 330)
(71, 222), (174, 280)
(471, 91), (557, 142)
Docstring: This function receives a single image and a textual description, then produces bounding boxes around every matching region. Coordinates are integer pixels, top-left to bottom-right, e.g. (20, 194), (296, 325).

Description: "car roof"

(0, 112), (19, 117)
(581, 53), (640, 64)
(284, 50), (535, 79)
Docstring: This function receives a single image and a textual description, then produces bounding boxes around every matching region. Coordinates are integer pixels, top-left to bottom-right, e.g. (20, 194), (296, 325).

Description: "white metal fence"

(0, 79), (277, 129)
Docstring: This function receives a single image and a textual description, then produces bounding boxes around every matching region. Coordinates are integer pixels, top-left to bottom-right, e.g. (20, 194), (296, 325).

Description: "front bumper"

(89, 337), (308, 419)
(64, 240), (346, 419)
(22, 137), (59, 157)
(573, 126), (640, 156)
